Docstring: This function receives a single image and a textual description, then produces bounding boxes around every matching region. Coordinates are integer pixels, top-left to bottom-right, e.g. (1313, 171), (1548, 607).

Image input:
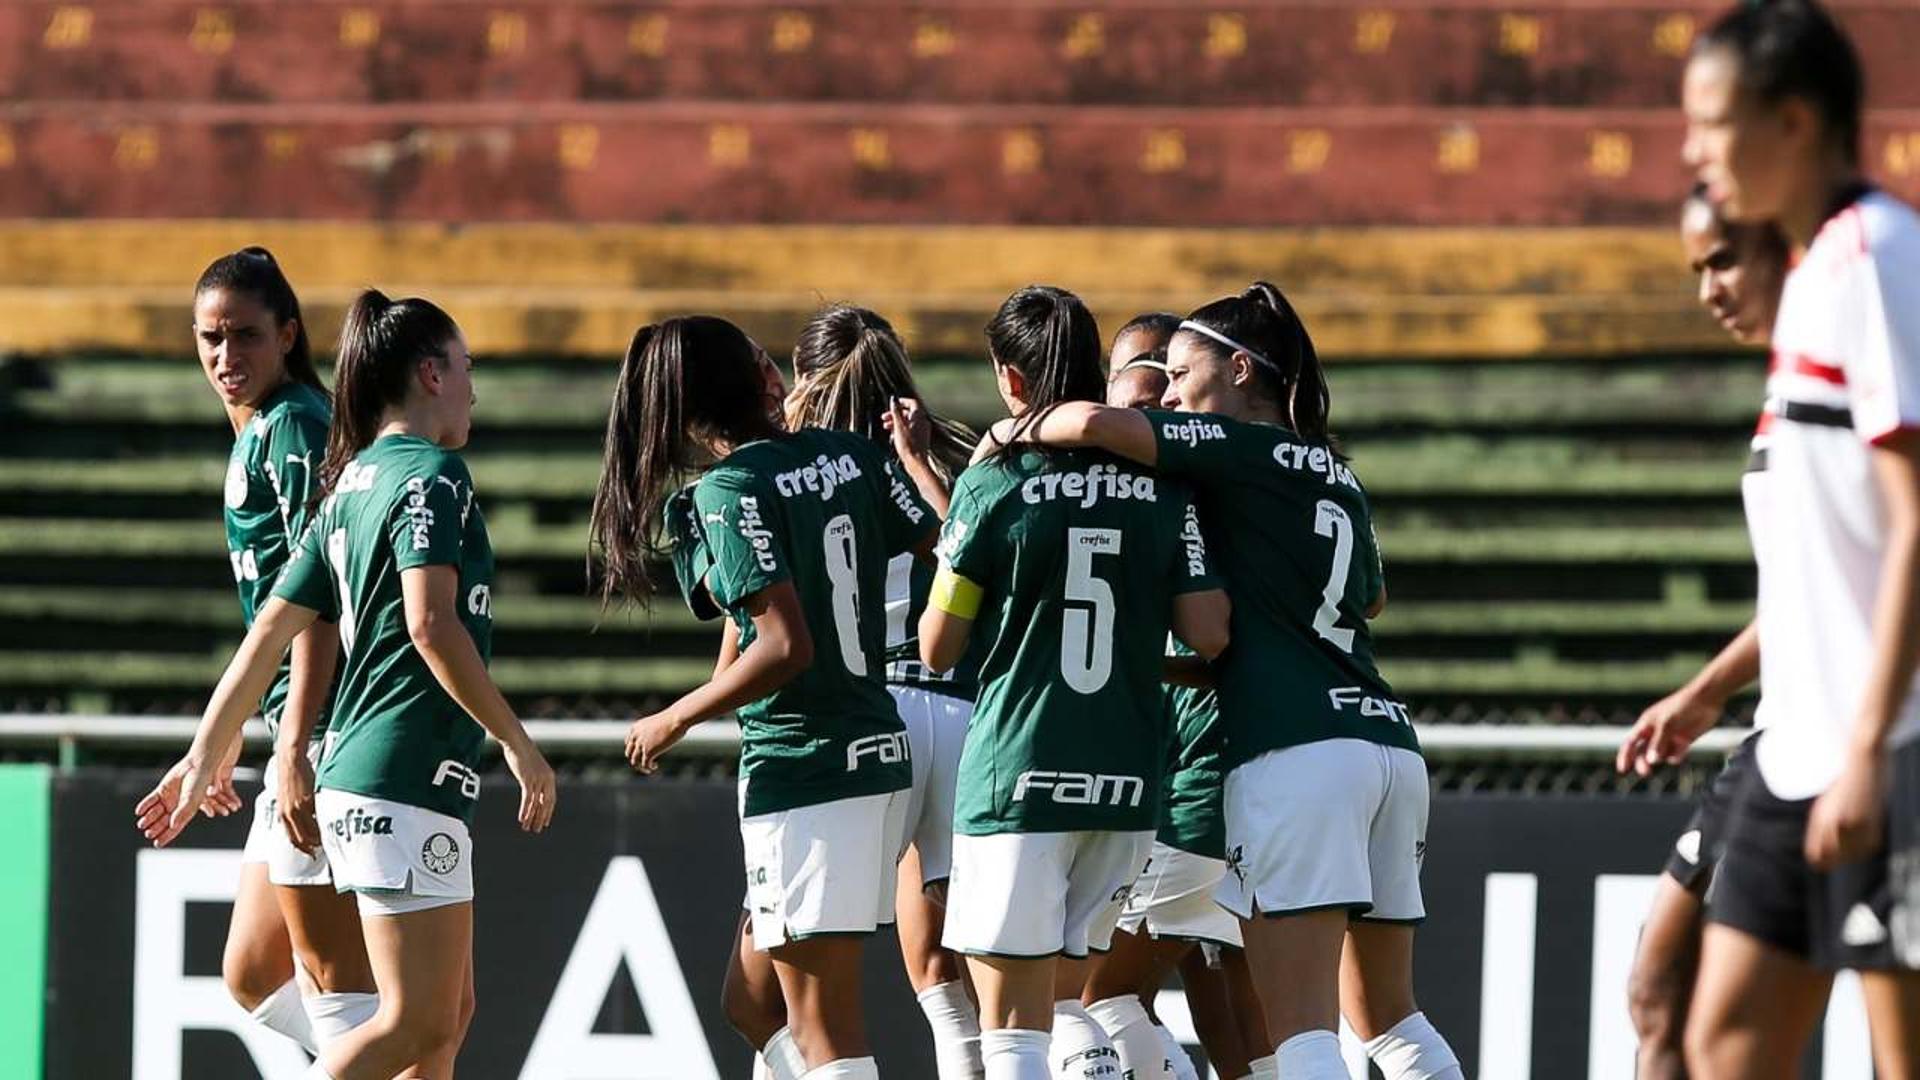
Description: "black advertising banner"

(43, 772), (1876, 1079)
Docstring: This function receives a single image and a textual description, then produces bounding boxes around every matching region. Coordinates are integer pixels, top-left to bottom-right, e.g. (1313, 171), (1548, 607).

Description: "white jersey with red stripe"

(1752, 189), (1920, 799)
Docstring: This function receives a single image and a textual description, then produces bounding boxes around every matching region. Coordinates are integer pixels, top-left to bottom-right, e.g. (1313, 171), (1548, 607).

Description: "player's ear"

(1230, 351), (1257, 389)
(416, 354), (445, 396)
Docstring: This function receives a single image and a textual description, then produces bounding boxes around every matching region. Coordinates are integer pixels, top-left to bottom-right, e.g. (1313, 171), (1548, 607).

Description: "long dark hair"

(984, 285), (1104, 461)
(1696, 0), (1863, 166)
(193, 247), (322, 392)
(1180, 281), (1333, 444)
(590, 315), (782, 607)
(786, 304), (976, 483)
(316, 289), (460, 499)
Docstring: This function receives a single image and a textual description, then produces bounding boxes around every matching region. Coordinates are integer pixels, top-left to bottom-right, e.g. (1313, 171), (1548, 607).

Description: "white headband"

(1178, 320), (1276, 373)
(1118, 353), (1169, 373)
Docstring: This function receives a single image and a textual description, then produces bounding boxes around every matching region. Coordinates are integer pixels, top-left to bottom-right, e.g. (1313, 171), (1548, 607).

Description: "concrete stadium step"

(4, 2), (1915, 109)
(10, 101), (1919, 228)
(0, 220), (1773, 357)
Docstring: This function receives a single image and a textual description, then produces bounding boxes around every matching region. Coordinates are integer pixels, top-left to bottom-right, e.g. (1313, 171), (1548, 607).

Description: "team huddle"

(132, 1), (1920, 1079)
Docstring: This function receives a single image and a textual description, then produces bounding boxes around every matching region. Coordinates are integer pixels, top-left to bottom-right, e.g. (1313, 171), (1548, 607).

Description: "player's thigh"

(1861, 970), (1920, 1080)
(1240, 907), (1348, 1039)
(277, 882), (375, 994)
(1628, 874), (1704, 1022)
(1685, 923), (1829, 1079)
(1340, 919), (1418, 1039)
(360, 900), (473, 1034)
(223, 860), (294, 1001)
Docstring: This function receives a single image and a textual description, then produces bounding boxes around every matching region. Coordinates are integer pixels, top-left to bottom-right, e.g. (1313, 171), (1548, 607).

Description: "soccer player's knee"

(1625, 962), (1682, 1039)
(391, 1001), (463, 1062)
(720, 970), (782, 1043)
(221, 951), (286, 1011)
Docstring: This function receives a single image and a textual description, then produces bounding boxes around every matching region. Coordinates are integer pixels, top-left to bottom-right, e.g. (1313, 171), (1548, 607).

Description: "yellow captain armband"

(929, 566), (983, 619)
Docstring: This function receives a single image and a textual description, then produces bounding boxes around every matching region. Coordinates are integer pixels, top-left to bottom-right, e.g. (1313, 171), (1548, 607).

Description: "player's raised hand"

(1618, 686), (1722, 776)
(882, 396), (932, 463)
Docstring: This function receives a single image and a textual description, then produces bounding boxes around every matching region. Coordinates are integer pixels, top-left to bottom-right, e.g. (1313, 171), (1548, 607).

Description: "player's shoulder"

(370, 436), (470, 494)
(1814, 190), (1920, 273)
(258, 380), (332, 433)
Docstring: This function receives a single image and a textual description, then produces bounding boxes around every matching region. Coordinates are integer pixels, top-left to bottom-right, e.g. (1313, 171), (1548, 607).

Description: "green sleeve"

(1169, 488), (1222, 595)
(389, 455), (474, 570)
(692, 468), (790, 611)
(270, 515), (338, 620)
(935, 465), (997, 585)
(1144, 409), (1241, 477)
(879, 454), (938, 556)
(264, 408), (329, 542)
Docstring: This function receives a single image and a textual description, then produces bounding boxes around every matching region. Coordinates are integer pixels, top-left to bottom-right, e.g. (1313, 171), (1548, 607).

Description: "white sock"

(1275, 1030), (1350, 1080)
(764, 1026), (809, 1080)
(801, 1058), (879, 1079)
(1364, 1012), (1463, 1080)
(1085, 994), (1170, 1078)
(301, 1066), (337, 1080)
(1051, 1000), (1121, 1079)
(304, 991), (379, 1050)
(1246, 1053), (1278, 1079)
(754, 1054), (774, 1080)
(248, 978), (318, 1053)
(982, 1028), (1052, 1080)
(917, 980), (986, 1079)
(1155, 1022), (1200, 1080)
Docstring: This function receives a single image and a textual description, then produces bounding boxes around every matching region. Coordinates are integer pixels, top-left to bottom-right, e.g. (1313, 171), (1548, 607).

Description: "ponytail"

(193, 246), (321, 392)
(316, 289), (460, 500)
(1180, 280), (1333, 445)
(589, 315), (778, 608)
(983, 285), (1105, 462)
(786, 304), (977, 482)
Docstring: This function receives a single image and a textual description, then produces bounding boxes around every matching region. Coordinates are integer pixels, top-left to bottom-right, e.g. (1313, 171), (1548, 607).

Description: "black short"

(1706, 738), (1920, 971)
(1664, 732), (1761, 895)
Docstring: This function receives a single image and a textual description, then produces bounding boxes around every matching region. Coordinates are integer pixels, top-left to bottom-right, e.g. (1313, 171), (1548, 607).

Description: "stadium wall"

(31, 769), (1875, 1079)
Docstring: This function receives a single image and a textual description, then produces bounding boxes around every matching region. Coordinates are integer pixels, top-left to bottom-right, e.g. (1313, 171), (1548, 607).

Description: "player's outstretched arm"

(1616, 621), (1759, 776)
(628, 581), (813, 774)
(136, 596), (320, 846)
(402, 565), (556, 834)
(974, 403), (1159, 467)
(1808, 435), (1920, 867)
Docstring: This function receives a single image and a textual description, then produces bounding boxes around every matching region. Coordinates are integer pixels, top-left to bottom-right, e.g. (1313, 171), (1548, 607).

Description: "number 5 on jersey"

(1062, 527), (1121, 693)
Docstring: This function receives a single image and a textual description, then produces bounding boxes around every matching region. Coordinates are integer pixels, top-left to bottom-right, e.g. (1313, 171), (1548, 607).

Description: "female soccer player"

(1681, 2), (1920, 1074)
(592, 314), (938, 1080)
(1615, 188), (1788, 1079)
(143, 289), (557, 1080)
(135, 247), (379, 1052)
(782, 304), (986, 1079)
(996, 282), (1462, 1080)
(1085, 321), (1274, 1080)
(918, 285), (1231, 1080)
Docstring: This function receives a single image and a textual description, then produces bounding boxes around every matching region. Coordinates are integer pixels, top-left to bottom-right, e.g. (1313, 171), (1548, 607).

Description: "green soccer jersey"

(883, 554), (981, 702)
(1160, 641), (1226, 859)
(1147, 411), (1418, 767)
(666, 428), (936, 818)
(940, 448), (1220, 835)
(224, 380), (331, 740)
(273, 434), (495, 822)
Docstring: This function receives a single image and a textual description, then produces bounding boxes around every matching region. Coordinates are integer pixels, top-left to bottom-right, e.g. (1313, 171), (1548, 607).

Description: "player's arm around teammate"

(592, 315), (936, 1080)
(919, 286), (1229, 1080)
(1004, 284), (1462, 1080)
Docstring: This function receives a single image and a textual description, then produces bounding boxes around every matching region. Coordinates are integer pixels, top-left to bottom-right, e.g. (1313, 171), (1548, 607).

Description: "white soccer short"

(1216, 739), (1429, 922)
(315, 789), (473, 917)
(741, 788), (912, 949)
(943, 830), (1154, 958)
(1116, 841), (1242, 947)
(889, 684), (971, 884)
(240, 749), (333, 887)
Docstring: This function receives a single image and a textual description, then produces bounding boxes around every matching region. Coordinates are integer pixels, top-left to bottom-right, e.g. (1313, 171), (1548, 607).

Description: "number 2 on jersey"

(822, 515), (867, 676)
(1312, 499), (1356, 653)
(1062, 527), (1122, 694)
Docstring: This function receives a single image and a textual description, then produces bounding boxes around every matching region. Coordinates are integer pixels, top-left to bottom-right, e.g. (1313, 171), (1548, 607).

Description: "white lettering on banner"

(1480, 873), (1537, 1080)
(521, 857), (721, 1079)
(132, 849), (310, 1080)
(1825, 972), (1873, 1079)
(1587, 874), (1657, 1080)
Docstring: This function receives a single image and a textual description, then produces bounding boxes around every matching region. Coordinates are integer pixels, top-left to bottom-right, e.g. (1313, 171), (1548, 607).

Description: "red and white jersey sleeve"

(1753, 191), (1920, 799)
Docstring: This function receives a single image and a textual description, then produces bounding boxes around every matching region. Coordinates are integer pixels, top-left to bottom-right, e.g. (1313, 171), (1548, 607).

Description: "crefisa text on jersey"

(774, 453), (864, 501)
(734, 495), (779, 572)
(1273, 441), (1361, 492)
(1020, 462), (1156, 507)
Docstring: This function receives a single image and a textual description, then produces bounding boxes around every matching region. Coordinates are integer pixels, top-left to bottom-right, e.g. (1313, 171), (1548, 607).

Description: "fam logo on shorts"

(421, 832), (461, 875)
